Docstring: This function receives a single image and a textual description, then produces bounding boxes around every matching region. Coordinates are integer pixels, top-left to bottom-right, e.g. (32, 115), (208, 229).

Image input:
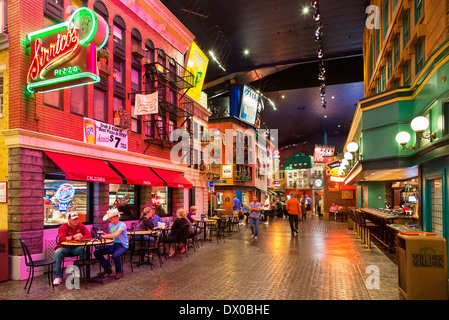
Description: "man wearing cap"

(94, 208), (129, 279)
(53, 212), (91, 285)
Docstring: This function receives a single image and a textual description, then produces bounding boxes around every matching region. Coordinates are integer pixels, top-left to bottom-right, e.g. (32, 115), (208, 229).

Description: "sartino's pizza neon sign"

(26, 7), (108, 93)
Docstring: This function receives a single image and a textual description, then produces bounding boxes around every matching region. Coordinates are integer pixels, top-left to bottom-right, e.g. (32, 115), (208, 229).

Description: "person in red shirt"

(286, 193), (301, 235)
(53, 212), (91, 285)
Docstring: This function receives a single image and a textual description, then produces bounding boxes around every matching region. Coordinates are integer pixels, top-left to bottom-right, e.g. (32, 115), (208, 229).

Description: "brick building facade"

(2, 0), (209, 280)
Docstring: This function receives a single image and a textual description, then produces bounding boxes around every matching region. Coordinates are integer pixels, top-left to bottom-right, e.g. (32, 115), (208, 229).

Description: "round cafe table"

(61, 238), (113, 280)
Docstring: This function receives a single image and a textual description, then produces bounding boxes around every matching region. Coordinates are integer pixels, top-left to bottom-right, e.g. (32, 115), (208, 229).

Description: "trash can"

(0, 230), (8, 282)
(397, 233), (448, 300)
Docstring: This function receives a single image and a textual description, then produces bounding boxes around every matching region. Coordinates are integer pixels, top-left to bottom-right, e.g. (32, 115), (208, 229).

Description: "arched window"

(94, 0), (109, 20)
(145, 39), (155, 63)
(113, 15), (126, 47)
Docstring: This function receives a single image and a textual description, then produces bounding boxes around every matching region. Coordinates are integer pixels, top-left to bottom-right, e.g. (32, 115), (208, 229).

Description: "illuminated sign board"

(54, 184), (76, 212)
(326, 160), (342, 177)
(26, 7), (108, 93)
(239, 85), (263, 126)
(184, 42), (209, 102)
(313, 145), (335, 163)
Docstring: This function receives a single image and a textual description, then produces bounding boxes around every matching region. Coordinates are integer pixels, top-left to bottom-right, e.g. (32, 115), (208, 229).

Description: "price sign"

(83, 118), (128, 151)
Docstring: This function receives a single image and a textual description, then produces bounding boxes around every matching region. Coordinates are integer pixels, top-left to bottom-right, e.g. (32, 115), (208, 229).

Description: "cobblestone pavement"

(0, 216), (402, 300)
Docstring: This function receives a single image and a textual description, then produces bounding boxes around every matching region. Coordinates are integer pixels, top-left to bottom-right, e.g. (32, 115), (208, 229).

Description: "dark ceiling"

(161, 0), (370, 152)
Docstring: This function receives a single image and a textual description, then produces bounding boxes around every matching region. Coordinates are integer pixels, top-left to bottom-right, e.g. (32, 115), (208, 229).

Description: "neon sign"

(151, 196), (166, 206)
(26, 7), (108, 93)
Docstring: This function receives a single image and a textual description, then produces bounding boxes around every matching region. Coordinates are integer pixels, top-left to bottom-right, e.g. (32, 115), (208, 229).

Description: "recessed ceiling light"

(282, 95), (285, 99)
(302, 6), (310, 14)
(332, 96), (335, 99)
(243, 49), (250, 55)
(324, 115), (327, 118)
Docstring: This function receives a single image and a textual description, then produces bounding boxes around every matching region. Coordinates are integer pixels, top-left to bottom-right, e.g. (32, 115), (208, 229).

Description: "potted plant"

(113, 107), (131, 130)
(97, 48), (110, 63)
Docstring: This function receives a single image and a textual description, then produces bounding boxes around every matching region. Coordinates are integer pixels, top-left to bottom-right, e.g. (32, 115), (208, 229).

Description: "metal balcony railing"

(144, 48), (195, 91)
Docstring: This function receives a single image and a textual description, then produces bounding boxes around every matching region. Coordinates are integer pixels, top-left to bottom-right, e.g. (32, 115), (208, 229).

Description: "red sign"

(26, 7), (108, 93)
(313, 145), (335, 163)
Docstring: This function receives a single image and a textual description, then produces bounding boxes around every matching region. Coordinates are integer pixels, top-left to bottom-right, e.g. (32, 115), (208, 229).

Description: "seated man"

(149, 206), (164, 227)
(94, 208), (129, 279)
(53, 212), (91, 285)
(239, 204), (249, 225)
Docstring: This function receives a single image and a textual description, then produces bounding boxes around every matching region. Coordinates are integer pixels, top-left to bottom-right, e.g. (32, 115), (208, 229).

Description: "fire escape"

(141, 49), (195, 160)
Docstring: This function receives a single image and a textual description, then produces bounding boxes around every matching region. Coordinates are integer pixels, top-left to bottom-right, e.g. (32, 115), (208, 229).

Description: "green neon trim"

(68, 7), (98, 45)
(26, 72), (100, 93)
(97, 23), (109, 50)
(27, 22), (68, 43)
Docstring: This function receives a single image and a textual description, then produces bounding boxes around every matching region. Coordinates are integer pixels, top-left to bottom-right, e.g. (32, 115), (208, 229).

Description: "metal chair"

(90, 226), (99, 238)
(73, 237), (107, 289)
(165, 223), (190, 260)
(20, 239), (55, 294)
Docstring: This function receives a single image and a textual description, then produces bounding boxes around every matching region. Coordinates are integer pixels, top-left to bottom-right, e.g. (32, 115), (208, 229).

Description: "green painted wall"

(366, 181), (386, 208)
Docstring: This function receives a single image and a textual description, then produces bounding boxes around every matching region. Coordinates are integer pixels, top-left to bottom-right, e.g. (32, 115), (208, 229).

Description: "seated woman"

(187, 206), (199, 223)
(164, 208), (191, 257)
(135, 206), (157, 256)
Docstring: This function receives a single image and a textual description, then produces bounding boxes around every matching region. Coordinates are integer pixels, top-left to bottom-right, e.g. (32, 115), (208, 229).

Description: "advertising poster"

(185, 42), (209, 102)
(0, 182), (6, 203)
(313, 145), (335, 163)
(239, 85), (260, 125)
(84, 118), (128, 151)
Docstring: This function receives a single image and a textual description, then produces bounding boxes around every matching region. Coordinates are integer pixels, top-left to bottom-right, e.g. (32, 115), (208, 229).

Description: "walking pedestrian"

(232, 195), (242, 216)
(300, 194), (307, 221)
(249, 196), (261, 240)
(263, 195), (271, 225)
(306, 195), (312, 216)
(286, 193), (301, 235)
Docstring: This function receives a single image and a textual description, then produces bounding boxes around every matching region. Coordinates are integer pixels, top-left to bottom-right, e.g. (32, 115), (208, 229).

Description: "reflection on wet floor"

(0, 215), (401, 300)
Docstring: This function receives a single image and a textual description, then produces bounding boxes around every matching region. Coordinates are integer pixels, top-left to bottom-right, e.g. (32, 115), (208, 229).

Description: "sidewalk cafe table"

(61, 238), (113, 280)
(202, 219), (216, 242)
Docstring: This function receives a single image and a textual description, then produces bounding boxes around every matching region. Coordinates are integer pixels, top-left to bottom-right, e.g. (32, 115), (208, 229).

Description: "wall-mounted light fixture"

(396, 131), (415, 151)
(410, 116), (436, 141)
(347, 142), (359, 153)
(396, 116), (437, 151)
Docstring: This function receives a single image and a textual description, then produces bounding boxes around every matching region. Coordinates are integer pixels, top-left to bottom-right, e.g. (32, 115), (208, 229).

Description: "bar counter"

(359, 208), (421, 252)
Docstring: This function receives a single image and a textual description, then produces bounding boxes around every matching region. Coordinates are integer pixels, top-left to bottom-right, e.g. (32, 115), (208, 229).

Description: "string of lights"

(312, 0), (326, 109)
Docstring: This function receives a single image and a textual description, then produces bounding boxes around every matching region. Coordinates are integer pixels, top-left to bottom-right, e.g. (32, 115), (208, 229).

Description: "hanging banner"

(184, 42), (209, 102)
(134, 91), (158, 116)
(26, 7), (108, 93)
(84, 118), (128, 151)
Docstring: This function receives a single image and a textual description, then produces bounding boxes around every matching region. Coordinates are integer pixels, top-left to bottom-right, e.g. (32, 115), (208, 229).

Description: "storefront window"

(109, 184), (138, 221)
(44, 180), (88, 227)
(151, 186), (169, 217)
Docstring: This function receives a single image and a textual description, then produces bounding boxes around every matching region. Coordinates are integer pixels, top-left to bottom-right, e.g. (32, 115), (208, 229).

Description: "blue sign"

(208, 181), (215, 188)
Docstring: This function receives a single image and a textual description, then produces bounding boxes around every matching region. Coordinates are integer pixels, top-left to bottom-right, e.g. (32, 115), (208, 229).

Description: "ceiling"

(161, 0), (370, 150)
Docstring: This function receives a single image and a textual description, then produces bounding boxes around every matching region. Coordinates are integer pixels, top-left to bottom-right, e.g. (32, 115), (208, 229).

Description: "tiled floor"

(0, 216), (402, 300)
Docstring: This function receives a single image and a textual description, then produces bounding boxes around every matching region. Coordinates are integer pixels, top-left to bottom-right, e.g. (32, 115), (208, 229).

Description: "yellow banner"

(185, 42), (209, 102)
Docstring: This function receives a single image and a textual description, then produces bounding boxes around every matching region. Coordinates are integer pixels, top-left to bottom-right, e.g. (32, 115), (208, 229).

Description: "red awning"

(44, 151), (123, 184)
(109, 161), (164, 186)
(151, 168), (193, 189)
